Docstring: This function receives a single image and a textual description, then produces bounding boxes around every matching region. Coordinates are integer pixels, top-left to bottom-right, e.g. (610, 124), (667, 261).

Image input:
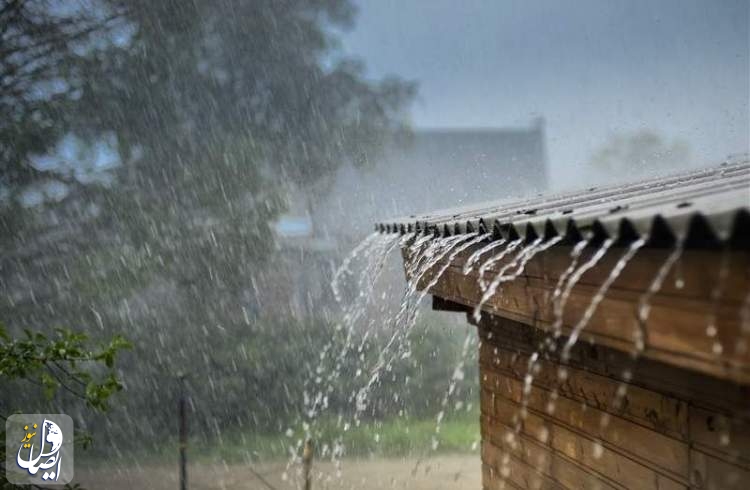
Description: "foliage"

(1, 0), (415, 208)
(588, 129), (691, 174)
(0, 324), (130, 410)
(0, 0), (125, 196)
(0, 321), (130, 488)
(0, 0), (418, 467)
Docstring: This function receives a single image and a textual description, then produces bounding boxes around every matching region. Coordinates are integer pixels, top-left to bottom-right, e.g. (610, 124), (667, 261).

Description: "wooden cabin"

(378, 162), (750, 489)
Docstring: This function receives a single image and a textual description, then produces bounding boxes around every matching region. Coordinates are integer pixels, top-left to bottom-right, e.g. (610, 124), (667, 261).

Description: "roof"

(376, 159), (750, 249)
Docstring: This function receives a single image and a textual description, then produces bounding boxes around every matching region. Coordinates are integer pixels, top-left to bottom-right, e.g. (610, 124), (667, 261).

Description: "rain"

(1, 1), (749, 490)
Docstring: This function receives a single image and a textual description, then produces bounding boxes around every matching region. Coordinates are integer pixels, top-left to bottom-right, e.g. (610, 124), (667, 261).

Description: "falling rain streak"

(635, 240), (685, 353)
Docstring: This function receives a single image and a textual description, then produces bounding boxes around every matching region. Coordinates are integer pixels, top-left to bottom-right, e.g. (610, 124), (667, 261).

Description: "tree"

(0, 322), (130, 489)
(0, 0), (125, 201)
(588, 129), (691, 175)
(1, 0), (415, 446)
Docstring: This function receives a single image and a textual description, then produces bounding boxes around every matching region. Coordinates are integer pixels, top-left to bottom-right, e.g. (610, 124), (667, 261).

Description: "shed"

(377, 160), (750, 489)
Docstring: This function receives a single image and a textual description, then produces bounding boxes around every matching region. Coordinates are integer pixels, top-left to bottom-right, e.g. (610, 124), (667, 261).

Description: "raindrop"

(592, 441), (604, 459)
(635, 240), (685, 353)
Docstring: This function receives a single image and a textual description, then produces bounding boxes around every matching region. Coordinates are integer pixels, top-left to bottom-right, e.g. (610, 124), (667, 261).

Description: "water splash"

(462, 239), (507, 275)
(354, 234), (475, 417)
(406, 234), (460, 283)
(561, 238), (645, 362)
(328, 234), (406, 367)
(406, 232), (490, 327)
(344, 231), (486, 426)
(512, 238), (615, 458)
(476, 238), (543, 314)
(392, 232), (481, 365)
(295, 232), (409, 482)
(551, 239), (614, 340)
(331, 232), (379, 303)
(303, 232), (401, 419)
(404, 233), (438, 270)
(635, 240), (684, 353)
(705, 249), (730, 356)
(550, 239), (589, 315)
(365, 234), (478, 366)
(477, 238), (524, 291)
(473, 236), (563, 322)
(431, 331), (475, 452)
(607, 239), (684, 428)
(493, 240), (589, 409)
(397, 234), (470, 324)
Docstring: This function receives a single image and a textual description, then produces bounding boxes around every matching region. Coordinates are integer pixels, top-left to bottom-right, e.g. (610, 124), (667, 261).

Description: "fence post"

(302, 438), (314, 490)
(179, 374), (188, 490)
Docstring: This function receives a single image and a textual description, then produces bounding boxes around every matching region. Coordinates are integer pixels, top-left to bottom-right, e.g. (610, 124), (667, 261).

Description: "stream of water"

(294, 229), (740, 487)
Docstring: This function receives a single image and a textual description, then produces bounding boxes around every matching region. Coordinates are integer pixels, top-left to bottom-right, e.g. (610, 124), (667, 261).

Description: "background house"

(315, 118), (549, 241)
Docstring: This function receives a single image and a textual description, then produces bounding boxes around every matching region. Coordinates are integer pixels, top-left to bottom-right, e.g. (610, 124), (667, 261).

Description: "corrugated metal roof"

(375, 159), (750, 249)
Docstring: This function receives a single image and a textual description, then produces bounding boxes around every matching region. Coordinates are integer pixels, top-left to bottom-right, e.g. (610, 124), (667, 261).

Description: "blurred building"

(316, 118), (548, 240)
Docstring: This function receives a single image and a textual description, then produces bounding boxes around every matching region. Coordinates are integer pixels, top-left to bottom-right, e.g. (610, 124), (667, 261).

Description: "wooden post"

(302, 438), (314, 490)
(179, 375), (188, 490)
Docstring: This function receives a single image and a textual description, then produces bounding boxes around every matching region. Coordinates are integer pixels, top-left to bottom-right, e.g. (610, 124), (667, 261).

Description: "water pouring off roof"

(375, 160), (750, 489)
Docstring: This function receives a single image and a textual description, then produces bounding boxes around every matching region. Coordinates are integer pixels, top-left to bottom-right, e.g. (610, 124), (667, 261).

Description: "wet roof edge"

(374, 160), (750, 249)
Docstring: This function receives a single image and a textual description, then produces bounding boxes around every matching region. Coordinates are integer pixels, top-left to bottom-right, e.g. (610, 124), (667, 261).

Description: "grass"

(206, 409), (481, 463)
(82, 410), (481, 467)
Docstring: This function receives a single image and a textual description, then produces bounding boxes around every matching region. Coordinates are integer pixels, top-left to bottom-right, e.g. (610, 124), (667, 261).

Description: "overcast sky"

(339, 0), (749, 188)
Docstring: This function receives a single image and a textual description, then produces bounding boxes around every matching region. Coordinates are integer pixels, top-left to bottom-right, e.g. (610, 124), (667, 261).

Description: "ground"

(75, 455), (480, 489)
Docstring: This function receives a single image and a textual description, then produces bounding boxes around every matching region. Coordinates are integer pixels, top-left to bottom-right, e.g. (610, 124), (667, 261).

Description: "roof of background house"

(317, 121), (548, 238)
(376, 158), (750, 249)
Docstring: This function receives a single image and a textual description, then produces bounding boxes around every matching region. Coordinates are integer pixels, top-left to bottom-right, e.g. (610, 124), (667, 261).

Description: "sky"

(339, 0), (749, 188)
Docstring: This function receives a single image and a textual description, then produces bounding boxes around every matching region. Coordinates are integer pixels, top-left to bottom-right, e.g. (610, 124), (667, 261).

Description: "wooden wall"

(475, 314), (750, 490)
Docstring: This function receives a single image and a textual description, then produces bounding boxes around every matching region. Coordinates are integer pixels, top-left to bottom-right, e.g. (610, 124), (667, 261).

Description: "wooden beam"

(432, 295), (470, 313)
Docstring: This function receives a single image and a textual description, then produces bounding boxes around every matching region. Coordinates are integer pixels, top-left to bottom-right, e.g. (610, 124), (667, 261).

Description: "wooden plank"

(482, 438), (583, 490)
(482, 463), (527, 490)
(446, 247), (750, 304)
(432, 295), (470, 312)
(482, 418), (622, 490)
(480, 368), (690, 479)
(482, 452), (561, 490)
(479, 341), (689, 440)
(482, 458), (566, 490)
(688, 406), (750, 469)
(487, 390), (686, 490)
(480, 383), (495, 418)
(690, 449), (750, 489)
